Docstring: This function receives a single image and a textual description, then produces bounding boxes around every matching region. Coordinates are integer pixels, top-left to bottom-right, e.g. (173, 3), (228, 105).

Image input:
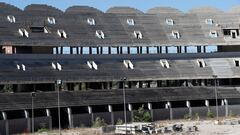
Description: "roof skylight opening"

(18, 28), (29, 38)
(87, 18), (95, 25)
(123, 60), (134, 69)
(166, 18), (174, 25)
(96, 30), (105, 39)
(197, 59), (206, 68)
(52, 62), (62, 71)
(57, 30), (67, 38)
(16, 64), (26, 71)
(160, 59), (170, 68)
(209, 30), (218, 38)
(205, 19), (213, 25)
(134, 31), (143, 39)
(47, 17), (56, 24)
(87, 61), (98, 70)
(172, 30), (180, 39)
(127, 19), (135, 26)
(7, 15), (16, 23)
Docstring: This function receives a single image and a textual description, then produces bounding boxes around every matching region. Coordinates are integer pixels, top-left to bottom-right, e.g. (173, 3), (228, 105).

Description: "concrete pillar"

(108, 47), (111, 54)
(80, 47), (83, 54)
(223, 99), (228, 117)
(165, 46), (168, 53)
(24, 110), (31, 132)
(157, 46), (161, 54)
(165, 102), (172, 120)
(205, 100), (210, 112)
(100, 47), (103, 54)
(127, 47), (130, 54)
(67, 108), (73, 128)
(108, 105), (114, 125)
(46, 109), (52, 130)
(106, 82), (111, 90)
(186, 100), (192, 117)
(148, 103), (153, 121)
(184, 46), (187, 53)
(120, 47), (123, 54)
(117, 47), (120, 54)
(2, 112), (8, 135)
(128, 104), (133, 122)
(88, 106), (93, 124)
(140, 47), (143, 54)
(146, 47), (149, 54)
(70, 47), (73, 54)
(203, 46), (206, 53)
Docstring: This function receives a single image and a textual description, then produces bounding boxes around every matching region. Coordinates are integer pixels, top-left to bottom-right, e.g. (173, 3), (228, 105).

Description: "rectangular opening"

(160, 59), (170, 68)
(197, 59), (206, 68)
(235, 60), (240, 67)
(123, 60), (134, 69)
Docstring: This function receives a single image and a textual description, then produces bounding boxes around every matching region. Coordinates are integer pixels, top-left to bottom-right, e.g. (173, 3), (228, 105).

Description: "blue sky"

(0, 0), (239, 12)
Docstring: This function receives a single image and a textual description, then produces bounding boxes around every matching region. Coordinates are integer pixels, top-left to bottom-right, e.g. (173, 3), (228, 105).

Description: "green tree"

(133, 105), (152, 122)
(2, 84), (13, 92)
(92, 117), (107, 127)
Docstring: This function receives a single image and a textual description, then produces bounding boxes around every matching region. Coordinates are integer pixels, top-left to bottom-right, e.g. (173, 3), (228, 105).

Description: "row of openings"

(2, 78), (240, 92)
(52, 46), (217, 54)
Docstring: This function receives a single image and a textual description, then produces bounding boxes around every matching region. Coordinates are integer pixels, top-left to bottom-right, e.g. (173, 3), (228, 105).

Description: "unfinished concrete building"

(1, 2), (240, 134)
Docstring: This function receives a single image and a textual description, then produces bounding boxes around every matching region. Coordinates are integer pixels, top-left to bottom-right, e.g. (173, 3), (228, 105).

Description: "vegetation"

(0, 84), (13, 92)
(116, 119), (123, 125)
(184, 113), (191, 120)
(92, 117), (107, 127)
(207, 111), (214, 118)
(133, 105), (152, 122)
(37, 128), (48, 133)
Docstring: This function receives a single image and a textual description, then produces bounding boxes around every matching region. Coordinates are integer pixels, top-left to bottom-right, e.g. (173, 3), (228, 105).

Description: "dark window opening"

(235, 60), (239, 67)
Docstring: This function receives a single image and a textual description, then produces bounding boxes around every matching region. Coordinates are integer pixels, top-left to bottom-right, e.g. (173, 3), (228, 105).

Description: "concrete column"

(127, 47), (130, 54)
(56, 47), (59, 54)
(184, 46), (187, 53)
(2, 112), (8, 135)
(165, 46), (168, 53)
(96, 47), (99, 54)
(60, 46), (63, 54)
(108, 47), (111, 54)
(24, 110), (31, 132)
(108, 105), (114, 125)
(146, 47), (149, 54)
(223, 99), (228, 117)
(100, 47), (103, 54)
(115, 47), (119, 54)
(67, 108), (73, 128)
(137, 47), (140, 54)
(88, 106), (94, 124)
(157, 46), (160, 54)
(80, 47), (83, 54)
(120, 47), (123, 54)
(128, 104), (133, 122)
(106, 82), (111, 90)
(165, 102), (172, 120)
(70, 47), (73, 54)
(205, 100), (210, 112)
(186, 100), (192, 118)
(140, 47), (143, 54)
(148, 103), (153, 121)
(203, 46), (206, 53)
(46, 109), (52, 130)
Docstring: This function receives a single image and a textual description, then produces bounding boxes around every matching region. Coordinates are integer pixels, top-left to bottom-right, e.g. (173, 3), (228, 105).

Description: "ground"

(21, 117), (240, 135)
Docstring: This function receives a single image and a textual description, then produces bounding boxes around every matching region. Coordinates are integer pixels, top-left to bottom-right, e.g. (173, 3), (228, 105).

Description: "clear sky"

(0, 0), (239, 12)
